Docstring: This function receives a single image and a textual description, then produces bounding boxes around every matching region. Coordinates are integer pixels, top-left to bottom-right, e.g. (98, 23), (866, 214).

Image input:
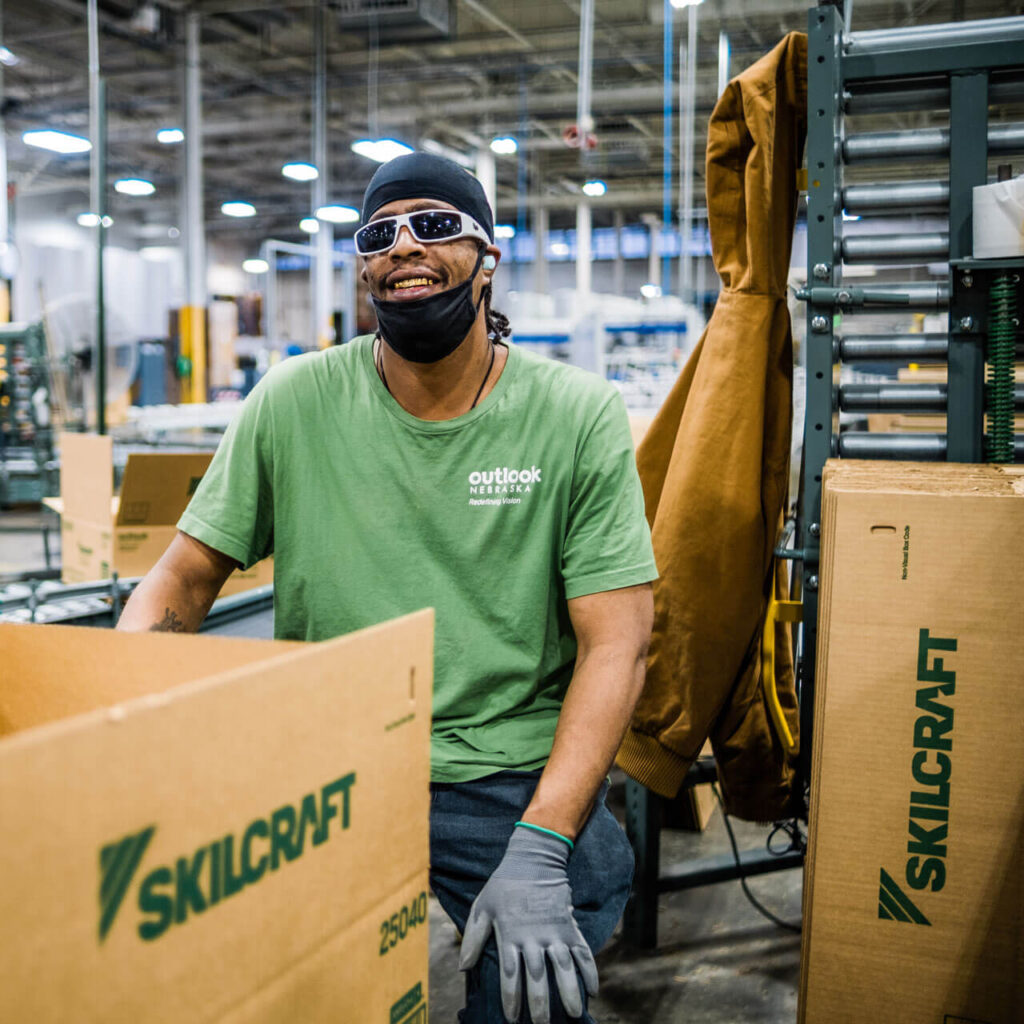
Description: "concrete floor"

(1, 506), (805, 1024)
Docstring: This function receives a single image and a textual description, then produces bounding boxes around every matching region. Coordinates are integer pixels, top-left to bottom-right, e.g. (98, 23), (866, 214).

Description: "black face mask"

(371, 248), (486, 364)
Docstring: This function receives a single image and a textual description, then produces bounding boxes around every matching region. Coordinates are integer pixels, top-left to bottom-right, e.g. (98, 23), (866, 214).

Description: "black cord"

(712, 783), (803, 934)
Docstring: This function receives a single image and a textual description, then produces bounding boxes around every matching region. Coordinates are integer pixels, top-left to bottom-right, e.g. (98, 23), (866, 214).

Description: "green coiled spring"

(985, 273), (1018, 463)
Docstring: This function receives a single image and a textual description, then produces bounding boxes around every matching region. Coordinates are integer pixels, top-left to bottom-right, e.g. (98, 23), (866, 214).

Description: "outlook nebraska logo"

(467, 465), (541, 507)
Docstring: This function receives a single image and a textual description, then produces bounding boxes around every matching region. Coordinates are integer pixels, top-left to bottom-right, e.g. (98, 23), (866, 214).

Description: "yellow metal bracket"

(761, 590), (803, 754)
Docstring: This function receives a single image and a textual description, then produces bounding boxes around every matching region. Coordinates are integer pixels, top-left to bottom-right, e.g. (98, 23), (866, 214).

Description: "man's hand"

(458, 825), (598, 1024)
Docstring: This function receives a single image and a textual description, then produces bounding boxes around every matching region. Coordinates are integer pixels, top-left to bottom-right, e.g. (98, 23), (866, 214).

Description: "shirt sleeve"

(177, 379), (275, 569)
(561, 389), (658, 600)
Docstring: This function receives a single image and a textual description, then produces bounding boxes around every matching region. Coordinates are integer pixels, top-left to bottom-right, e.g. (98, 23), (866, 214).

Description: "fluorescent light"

(282, 162), (319, 182)
(490, 136), (518, 155)
(582, 179), (607, 197)
(23, 129), (91, 155)
(115, 178), (156, 196)
(315, 204), (360, 224)
(221, 201), (256, 218)
(157, 127), (184, 144)
(494, 224), (516, 239)
(299, 217), (320, 234)
(641, 283), (663, 298)
(351, 139), (414, 163)
(77, 212), (113, 228)
(550, 242), (570, 257)
(669, 0), (703, 7)
(243, 258), (269, 274)
(0, 47), (20, 68)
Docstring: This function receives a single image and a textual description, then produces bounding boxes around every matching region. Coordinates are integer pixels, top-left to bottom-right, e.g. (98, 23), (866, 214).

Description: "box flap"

(60, 432), (114, 524)
(0, 624), (300, 738)
(116, 451), (213, 526)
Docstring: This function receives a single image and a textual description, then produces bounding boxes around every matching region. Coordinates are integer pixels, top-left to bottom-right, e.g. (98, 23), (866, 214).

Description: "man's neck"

(377, 322), (507, 421)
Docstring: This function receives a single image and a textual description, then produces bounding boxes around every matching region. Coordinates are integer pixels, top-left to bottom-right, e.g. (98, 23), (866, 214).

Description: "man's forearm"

(117, 564), (217, 632)
(520, 640), (647, 841)
(117, 534), (234, 632)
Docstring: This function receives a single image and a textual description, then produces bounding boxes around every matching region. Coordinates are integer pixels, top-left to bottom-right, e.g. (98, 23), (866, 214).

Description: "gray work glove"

(458, 825), (599, 1023)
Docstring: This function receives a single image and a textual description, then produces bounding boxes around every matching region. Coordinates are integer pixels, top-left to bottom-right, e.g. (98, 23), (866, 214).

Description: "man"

(118, 152), (656, 1024)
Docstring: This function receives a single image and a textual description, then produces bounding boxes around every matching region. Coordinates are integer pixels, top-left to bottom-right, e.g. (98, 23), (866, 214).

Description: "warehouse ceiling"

(2, 0), (1022, 247)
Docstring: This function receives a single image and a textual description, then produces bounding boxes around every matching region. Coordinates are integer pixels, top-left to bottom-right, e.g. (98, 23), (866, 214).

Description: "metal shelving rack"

(623, 5), (1024, 951)
(798, 6), (1024, 788)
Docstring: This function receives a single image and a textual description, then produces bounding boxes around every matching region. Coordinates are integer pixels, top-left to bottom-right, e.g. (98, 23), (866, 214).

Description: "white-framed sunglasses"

(355, 208), (490, 256)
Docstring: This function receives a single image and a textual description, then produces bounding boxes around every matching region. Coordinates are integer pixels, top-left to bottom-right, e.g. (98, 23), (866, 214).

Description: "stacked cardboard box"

(0, 610), (433, 1023)
(800, 459), (1024, 1024)
(45, 432), (273, 592)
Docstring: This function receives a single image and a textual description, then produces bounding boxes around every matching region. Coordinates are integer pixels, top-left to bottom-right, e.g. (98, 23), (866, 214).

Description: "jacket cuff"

(615, 730), (695, 798)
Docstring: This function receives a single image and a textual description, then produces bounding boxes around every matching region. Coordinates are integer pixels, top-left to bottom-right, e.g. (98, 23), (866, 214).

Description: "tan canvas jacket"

(616, 32), (807, 821)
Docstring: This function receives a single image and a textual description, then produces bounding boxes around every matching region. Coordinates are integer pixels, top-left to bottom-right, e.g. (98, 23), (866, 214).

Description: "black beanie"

(361, 152), (494, 241)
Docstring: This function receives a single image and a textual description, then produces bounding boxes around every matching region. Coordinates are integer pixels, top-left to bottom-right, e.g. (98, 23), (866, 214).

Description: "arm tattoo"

(149, 607), (187, 633)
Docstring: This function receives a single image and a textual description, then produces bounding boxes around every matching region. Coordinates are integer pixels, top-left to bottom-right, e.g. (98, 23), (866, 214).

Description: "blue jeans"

(430, 770), (635, 1024)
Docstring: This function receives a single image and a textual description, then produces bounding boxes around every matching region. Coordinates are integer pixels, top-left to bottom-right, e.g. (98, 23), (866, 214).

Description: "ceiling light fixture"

(494, 224), (516, 239)
(351, 139), (414, 163)
(221, 201), (257, 218)
(23, 130), (92, 155)
(282, 162), (319, 182)
(299, 217), (321, 234)
(243, 258), (270, 274)
(582, 180), (607, 197)
(669, 0), (703, 8)
(157, 128), (184, 144)
(315, 205), (360, 224)
(490, 136), (518, 155)
(77, 213), (113, 228)
(114, 178), (156, 196)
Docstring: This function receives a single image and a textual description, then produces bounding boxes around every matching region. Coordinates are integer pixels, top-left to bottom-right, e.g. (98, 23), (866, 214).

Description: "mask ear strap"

(470, 246), (488, 311)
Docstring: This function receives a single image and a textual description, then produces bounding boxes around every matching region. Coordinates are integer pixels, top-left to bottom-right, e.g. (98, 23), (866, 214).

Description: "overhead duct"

(335, 0), (455, 41)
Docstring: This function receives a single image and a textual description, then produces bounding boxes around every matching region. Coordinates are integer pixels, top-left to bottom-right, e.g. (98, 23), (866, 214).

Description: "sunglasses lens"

(356, 220), (397, 253)
(410, 210), (463, 241)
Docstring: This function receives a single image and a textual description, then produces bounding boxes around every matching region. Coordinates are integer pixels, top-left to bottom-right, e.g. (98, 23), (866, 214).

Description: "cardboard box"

(799, 460), (1024, 1024)
(0, 610), (433, 1023)
(46, 431), (273, 594)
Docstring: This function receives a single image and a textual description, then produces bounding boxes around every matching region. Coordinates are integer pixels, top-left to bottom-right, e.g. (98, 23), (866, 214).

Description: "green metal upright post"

(946, 72), (988, 462)
(623, 779), (662, 948)
(800, 4), (843, 784)
(96, 77), (107, 436)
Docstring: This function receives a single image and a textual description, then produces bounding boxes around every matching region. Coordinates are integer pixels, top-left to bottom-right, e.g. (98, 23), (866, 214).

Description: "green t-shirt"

(179, 335), (657, 782)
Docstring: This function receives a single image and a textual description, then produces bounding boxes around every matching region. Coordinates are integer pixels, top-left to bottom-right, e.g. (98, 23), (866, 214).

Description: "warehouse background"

(1, 1), (1022, 1021)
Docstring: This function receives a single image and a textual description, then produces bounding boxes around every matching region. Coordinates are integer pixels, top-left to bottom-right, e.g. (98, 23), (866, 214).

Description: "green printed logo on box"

(878, 628), (957, 927)
(98, 772), (356, 944)
(390, 982), (425, 1024)
(99, 826), (156, 941)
